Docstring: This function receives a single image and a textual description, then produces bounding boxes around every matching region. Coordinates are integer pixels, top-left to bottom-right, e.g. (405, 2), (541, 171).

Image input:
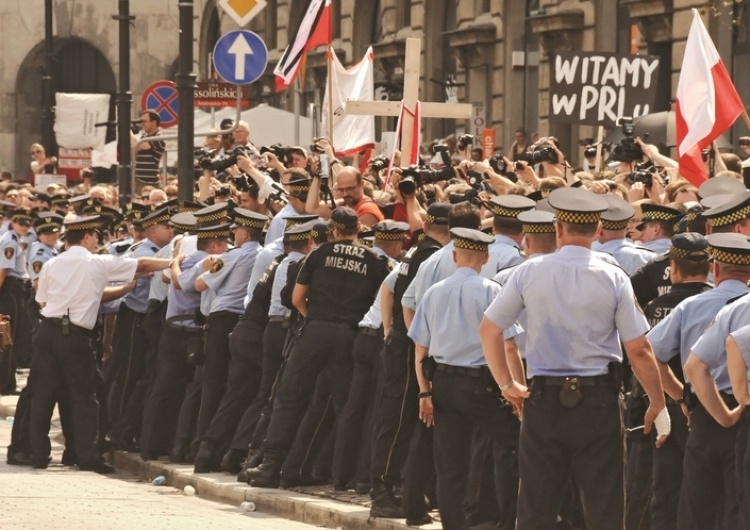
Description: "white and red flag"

(273, 0), (331, 92)
(322, 47), (376, 157)
(676, 8), (744, 185)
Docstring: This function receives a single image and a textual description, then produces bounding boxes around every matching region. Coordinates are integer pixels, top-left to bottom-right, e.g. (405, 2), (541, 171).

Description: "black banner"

(549, 52), (660, 126)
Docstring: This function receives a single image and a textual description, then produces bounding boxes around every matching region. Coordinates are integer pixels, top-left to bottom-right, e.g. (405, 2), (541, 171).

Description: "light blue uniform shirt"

(245, 237), (285, 307)
(202, 241), (260, 315)
(597, 238), (654, 275)
(121, 239), (160, 313)
(0, 229), (28, 279)
(639, 238), (671, 255)
(484, 245), (649, 377)
(409, 267), (520, 367)
(360, 260), (400, 329)
(264, 202), (296, 246)
(0, 219), (10, 236)
(691, 294), (750, 394)
(165, 250), (207, 329)
(485, 235), (525, 277)
(269, 250), (305, 317)
(27, 242), (56, 283)
(649, 280), (748, 379)
(729, 324), (750, 384)
(148, 244), (173, 302)
(107, 237), (134, 256)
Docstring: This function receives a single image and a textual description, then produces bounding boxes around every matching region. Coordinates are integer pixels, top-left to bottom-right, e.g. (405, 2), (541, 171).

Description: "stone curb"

(1, 394), (436, 530)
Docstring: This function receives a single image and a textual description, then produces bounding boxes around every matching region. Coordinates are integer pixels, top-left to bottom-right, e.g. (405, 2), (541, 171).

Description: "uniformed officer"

(410, 227), (522, 530)
(481, 187), (670, 529)
(596, 195), (655, 275)
(485, 195), (534, 275)
(139, 222), (230, 461)
(192, 208), (268, 472)
(30, 215), (172, 471)
(247, 206), (391, 487)
(107, 207), (174, 451)
(677, 233), (750, 530)
(332, 220), (408, 491)
(702, 190), (750, 236)
(636, 203), (683, 254)
(629, 234), (712, 530)
(367, 202), (452, 519)
(5, 212), (62, 466)
(726, 323), (750, 525)
(0, 207), (33, 394)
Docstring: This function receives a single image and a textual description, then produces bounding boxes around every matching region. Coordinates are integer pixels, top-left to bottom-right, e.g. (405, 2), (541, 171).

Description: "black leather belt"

(268, 316), (288, 323)
(306, 320), (356, 331)
(42, 316), (96, 338)
(435, 363), (482, 377)
(534, 374), (613, 386)
(359, 326), (381, 337)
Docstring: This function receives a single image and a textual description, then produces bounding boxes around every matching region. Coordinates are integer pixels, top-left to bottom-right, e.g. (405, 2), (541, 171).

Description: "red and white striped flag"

(273, 0), (331, 92)
(676, 9), (744, 185)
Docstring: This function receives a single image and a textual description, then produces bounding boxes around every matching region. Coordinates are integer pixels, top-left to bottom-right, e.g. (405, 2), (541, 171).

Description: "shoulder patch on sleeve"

(210, 259), (224, 273)
(4, 247), (14, 260)
(32, 261), (43, 274)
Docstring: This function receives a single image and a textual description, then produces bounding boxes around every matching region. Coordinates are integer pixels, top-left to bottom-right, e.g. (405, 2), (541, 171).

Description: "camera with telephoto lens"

(457, 134), (474, 151)
(448, 187), (480, 205)
(610, 117), (645, 162)
(260, 143), (288, 166)
(432, 144), (453, 166)
(628, 161), (661, 187)
(520, 143), (559, 165)
(130, 120), (141, 134)
(369, 156), (388, 173)
(200, 145), (259, 172)
(489, 154), (509, 175)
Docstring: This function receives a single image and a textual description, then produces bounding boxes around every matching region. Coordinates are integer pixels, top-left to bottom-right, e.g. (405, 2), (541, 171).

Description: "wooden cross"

(344, 37), (473, 163)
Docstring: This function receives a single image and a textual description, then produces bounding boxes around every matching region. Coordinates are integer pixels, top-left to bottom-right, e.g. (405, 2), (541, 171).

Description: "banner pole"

(742, 110), (750, 132)
(594, 125), (604, 172)
(327, 45), (335, 148)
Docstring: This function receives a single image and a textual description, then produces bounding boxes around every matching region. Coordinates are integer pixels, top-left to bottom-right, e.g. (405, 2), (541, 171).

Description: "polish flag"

(676, 9), (744, 185)
(274, 0), (332, 92)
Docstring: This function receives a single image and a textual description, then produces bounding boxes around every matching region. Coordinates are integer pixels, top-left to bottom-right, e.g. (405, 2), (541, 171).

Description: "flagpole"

(742, 111), (750, 132)
(326, 46), (335, 148)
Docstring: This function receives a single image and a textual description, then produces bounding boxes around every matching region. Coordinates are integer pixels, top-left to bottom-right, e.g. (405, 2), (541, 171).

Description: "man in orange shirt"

(336, 167), (384, 227)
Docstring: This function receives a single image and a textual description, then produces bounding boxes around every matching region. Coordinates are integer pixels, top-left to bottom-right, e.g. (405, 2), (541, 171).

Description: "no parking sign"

(140, 81), (180, 128)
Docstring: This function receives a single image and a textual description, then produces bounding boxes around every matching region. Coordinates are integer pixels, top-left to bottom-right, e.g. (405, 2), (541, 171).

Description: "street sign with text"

(195, 82), (251, 108)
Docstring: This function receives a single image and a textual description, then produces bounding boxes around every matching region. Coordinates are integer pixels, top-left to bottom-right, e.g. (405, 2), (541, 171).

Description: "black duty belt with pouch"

(534, 374), (615, 410)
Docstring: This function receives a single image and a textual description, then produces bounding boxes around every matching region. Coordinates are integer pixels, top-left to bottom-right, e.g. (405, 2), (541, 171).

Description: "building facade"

(1, 0), (748, 178)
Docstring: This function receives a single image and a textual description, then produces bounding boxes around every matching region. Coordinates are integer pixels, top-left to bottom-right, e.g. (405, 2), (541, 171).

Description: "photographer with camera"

(306, 162), (383, 228)
(518, 136), (575, 185)
(387, 168), (429, 236)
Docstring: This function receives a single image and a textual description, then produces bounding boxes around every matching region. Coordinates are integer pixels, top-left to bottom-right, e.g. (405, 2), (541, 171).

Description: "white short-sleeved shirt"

(37, 246), (138, 329)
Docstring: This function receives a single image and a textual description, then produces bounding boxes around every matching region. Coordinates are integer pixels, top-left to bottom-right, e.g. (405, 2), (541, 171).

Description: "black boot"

(246, 453), (282, 488)
(370, 479), (405, 518)
(193, 441), (219, 473)
(237, 448), (262, 482)
(220, 449), (245, 474)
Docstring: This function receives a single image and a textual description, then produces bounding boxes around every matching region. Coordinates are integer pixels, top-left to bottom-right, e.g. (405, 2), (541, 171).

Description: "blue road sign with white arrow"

(213, 30), (268, 85)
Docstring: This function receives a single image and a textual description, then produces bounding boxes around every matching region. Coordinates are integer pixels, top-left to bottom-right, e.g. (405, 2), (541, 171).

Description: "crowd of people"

(3, 115), (750, 530)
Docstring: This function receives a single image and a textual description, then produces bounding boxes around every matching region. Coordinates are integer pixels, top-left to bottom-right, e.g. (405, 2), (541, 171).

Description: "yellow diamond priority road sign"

(219, 0), (267, 27)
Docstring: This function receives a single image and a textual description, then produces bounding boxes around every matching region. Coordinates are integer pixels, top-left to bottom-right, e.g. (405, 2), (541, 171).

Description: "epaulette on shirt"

(114, 243), (131, 254)
(10, 233), (17, 241)
(128, 241), (144, 253)
(36, 248), (45, 255)
(635, 246), (657, 254)
(725, 293), (749, 306)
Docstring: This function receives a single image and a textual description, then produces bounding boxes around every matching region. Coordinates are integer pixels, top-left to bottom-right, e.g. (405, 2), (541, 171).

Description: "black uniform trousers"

(402, 420), (436, 519)
(651, 401), (689, 530)
(193, 311), (240, 449)
(107, 303), (147, 444)
(281, 371), (337, 482)
(175, 365), (202, 455)
(124, 300), (167, 447)
(261, 320), (355, 459)
(332, 328), (383, 486)
(139, 324), (198, 457)
(29, 319), (100, 466)
(518, 379), (623, 530)
(229, 320), (286, 452)
(737, 409), (750, 529)
(0, 277), (32, 392)
(202, 335), (263, 453)
(677, 398), (740, 530)
(370, 331), (420, 486)
(432, 368), (519, 530)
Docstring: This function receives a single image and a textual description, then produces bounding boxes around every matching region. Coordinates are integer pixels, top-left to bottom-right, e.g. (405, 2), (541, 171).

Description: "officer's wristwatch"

(499, 379), (515, 391)
(418, 391), (432, 398)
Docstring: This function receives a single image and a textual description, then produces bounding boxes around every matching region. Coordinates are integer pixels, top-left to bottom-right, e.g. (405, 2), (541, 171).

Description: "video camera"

(610, 117), (645, 162)
(398, 164), (455, 196)
(628, 161), (664, 188)
(519, 142), (559, 165)
(260, 143), (288, 166)
(198, 145), (263, 173)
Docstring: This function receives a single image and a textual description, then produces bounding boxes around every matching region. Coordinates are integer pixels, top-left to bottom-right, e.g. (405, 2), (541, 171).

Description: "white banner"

(54, 93), (110, 150)
(323, 47), (376, 156)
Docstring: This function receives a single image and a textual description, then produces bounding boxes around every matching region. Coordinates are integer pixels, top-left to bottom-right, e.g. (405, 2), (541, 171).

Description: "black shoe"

(79, 462), (116, 474)
(140, 452), (158, 462)
(406, 513), (433, 526)
(220, 449), (245, 474)
(31, 458), (50, 470)
(61, 450), (79, 467)
(332, 480), (350, 491)
(193, 442), (219, 474)
(370, 480), (405, 519)
(168, 446), (187, 463)
(247, 453), (282, 488)
(7, 451), (33, 466)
